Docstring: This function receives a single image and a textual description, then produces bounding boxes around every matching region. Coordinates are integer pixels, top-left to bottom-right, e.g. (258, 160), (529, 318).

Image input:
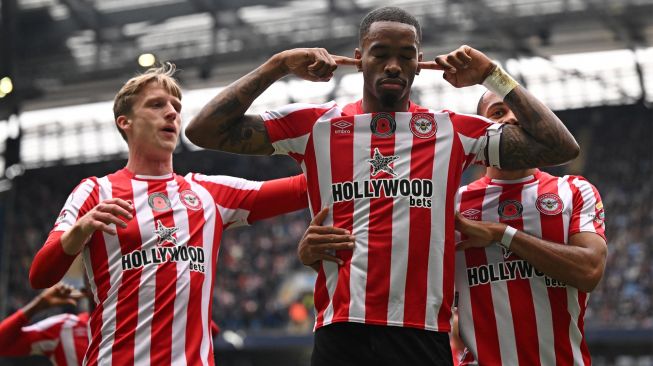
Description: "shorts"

(311, 322), (453, 366)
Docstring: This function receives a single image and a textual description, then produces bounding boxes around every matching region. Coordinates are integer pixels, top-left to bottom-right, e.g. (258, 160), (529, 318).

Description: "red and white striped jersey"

(454, 170), (606, 366)
(0, 310), (89, 366)
(262, 99), (500, 332)
(43, 169), (307, 366)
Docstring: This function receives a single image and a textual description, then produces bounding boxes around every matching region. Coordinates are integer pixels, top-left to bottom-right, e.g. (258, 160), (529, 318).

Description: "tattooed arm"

(424, 45), (580, 168)
(498, 86), (579, 168)
(185, 48), (359, 155)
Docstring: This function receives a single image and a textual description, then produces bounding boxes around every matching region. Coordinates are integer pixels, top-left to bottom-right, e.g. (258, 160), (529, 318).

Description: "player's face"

(127, 83), (182, 154)
(356, 21), (422, 111)
(479, 92), (518, 125)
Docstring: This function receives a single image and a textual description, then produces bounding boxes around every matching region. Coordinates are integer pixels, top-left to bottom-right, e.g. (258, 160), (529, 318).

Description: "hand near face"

(420, 45), (496, 88)
(279, 48), (360, 82)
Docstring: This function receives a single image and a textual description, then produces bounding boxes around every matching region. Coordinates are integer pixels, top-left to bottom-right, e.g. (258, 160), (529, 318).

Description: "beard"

(379, 92), (399, 108)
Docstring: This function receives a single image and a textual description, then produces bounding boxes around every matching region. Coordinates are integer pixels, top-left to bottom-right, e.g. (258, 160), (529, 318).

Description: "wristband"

(482, 64), (519, 99)
(499, 225), (518, 250)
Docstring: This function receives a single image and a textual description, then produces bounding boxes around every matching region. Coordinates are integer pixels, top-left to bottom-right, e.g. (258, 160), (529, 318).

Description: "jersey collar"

(484, 169), (541, 186)
(120, 168), (175, 181)
(345, 99), (423, 115)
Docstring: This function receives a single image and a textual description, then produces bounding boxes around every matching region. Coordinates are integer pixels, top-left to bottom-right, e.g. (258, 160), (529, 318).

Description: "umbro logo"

(333, 121), (352, 129)
(333, 120), (353, 134)
(460, 208), (481, 221)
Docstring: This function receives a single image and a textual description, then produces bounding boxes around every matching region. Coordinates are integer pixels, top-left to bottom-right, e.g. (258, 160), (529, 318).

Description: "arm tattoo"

(188, 64), (281, 155)
(499, 86), (580, 169)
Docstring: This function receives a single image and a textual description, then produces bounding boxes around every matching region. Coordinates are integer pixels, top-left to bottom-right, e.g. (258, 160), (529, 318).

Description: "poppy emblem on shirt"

(148, 192), (172, 212)
(370, 112), (396, 138)
(367, 147), (400, 177)
(410, 113), (437, 139)
(180, 190), (202, 211)
(536, 193), (564, 215)
(498, 200), (523, 220)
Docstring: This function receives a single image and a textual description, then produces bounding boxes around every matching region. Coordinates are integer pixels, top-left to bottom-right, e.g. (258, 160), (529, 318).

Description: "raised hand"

(280, 48), (360, 82)
(298, 207), (355, 269)
(421, 45), (496, 88)
(38, 283), (85, 308)
(75, 198), (133, 238)
(60, 198), (134, 256)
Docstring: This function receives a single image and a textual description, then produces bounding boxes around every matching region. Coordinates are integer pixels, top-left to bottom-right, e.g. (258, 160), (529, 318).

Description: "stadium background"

(0, 0), (651, 365)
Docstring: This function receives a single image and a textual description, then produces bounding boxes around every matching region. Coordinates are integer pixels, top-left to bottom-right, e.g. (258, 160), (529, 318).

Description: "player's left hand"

(420, 45), (496, 88)
(454, 212), (505, 251)
(298, 207), (355, 269)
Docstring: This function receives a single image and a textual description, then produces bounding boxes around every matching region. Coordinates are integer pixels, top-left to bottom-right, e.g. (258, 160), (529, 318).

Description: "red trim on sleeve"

(264, 107), (331, 144)
(448, 111), (493, 138)
(248, 174), (308, 223)
(29, 231), (78, 289)
(0, 309), (34, 356)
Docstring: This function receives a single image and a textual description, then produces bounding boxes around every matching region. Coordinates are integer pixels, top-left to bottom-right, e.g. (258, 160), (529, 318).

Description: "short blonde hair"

(113, 62), (182, 141)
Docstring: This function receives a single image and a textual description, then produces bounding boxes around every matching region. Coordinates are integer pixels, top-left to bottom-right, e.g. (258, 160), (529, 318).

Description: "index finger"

(418, 61), (444, 70)
(106, 198), (133, 210)
(311, 207), (330, 226)
(331, 55), (361, 67)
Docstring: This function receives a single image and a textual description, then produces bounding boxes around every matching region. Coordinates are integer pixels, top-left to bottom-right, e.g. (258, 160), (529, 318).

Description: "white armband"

(486, 123), (503, 168)
(498, 226), (518, 251)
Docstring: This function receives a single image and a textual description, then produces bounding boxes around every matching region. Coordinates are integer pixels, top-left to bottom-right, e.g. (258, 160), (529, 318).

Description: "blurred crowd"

(2, 104), (651, 333)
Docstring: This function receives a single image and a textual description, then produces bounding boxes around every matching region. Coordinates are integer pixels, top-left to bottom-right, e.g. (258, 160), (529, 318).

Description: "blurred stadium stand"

(1, 0), (652, 365)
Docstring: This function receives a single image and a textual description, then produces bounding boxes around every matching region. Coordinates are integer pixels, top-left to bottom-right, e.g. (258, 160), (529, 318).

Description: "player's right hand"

(37, 283), (85, 309)
(280, 48), (360, 82)
(75, 198), (134, 238)
(297, 207), (355, 268)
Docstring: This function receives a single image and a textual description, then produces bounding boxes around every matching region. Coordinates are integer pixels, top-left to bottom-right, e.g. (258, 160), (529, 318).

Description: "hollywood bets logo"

(121, 220), (205, 273)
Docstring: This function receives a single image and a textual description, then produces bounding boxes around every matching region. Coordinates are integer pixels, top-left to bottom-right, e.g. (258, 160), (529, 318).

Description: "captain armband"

(482, 64), (519, 100)
(486, 123), (503, 168)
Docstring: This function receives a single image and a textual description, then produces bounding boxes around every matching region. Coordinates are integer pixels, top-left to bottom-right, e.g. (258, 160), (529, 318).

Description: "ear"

(116, 115), (131, 133)
(416, 52), (424, 75)
(354, 48), (363, 72)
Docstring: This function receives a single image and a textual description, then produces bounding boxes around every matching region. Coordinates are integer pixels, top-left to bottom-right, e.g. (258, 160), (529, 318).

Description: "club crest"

(536, 193), (564, 215)
(180, 190), (202, 211)
(370, 113), (396, 138)
(410, 113), (437, 139)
